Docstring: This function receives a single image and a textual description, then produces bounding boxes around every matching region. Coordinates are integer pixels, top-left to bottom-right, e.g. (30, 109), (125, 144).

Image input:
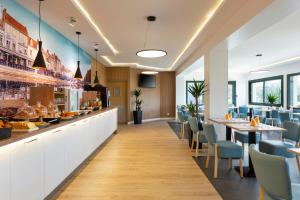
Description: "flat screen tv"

(139, 74), (156, 88)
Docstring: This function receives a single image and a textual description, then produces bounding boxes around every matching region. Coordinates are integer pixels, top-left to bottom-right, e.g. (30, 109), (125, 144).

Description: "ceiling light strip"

(71, 0), (118, 55)
(102, 56), (165, 71)
(168, 0), (225, 70)
(256, 56), (300, 69)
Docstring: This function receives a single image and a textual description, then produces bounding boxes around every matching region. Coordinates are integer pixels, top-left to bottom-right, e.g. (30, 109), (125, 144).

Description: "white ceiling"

(228, 0), (300, 73)
(17, 0), (272, 71)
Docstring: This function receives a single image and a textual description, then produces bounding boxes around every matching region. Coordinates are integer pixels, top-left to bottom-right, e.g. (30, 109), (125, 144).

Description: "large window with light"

(287, 72), (300, 108)
(186, 81), (236, 105)
(249, 75), (283, 106)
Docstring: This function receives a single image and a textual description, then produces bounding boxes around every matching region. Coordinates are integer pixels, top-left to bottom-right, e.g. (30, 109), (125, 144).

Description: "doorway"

(107, 81), (127, 123)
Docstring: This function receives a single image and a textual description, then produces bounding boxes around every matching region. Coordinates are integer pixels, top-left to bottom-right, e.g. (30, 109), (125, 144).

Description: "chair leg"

(239, 159), (243, 178)
(228, 158), (232, 169)
(296, 156), (300, 173)
(191, 137), (194, 150)
(205, 145), (210, 168)
(181, 123), (185, 140)
(259, 186), (264, 200)
(214, 144), (218, 178)
(195, 133), (199, 157)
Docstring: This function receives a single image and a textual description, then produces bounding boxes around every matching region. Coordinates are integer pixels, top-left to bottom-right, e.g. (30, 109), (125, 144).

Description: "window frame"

(248, 75), (283, 106)
(287, 72), (300, 109)
(186, 80), (237, 105)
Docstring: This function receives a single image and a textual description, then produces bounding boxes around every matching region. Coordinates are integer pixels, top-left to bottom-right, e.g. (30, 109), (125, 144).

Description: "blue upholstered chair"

(234, 131), (261, 149)
(203, 124), (244, 178)
(188, 117), (207, 157)
(238, 106), (248, 119)
(249, 145), (300, 200)
(279, 112), (291, 125)
(177, 112), (188, 140)
(265, 110), (281, 126)
(228, 108), (238, 118)
(253, 108), (266, 124)
(259, 121), (300, 172)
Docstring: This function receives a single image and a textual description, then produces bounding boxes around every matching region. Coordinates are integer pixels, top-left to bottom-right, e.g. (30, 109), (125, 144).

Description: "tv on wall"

(139, 74), (156, 88)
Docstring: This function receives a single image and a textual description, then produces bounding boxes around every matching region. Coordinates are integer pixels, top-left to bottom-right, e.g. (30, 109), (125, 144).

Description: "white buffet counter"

(0, 108), (118, 200)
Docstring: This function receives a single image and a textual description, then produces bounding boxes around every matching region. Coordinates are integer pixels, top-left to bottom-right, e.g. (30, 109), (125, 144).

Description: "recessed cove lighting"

(141, 71), (159, 75)
(137, 50), (167, 58)
(249, 70), (270, 74)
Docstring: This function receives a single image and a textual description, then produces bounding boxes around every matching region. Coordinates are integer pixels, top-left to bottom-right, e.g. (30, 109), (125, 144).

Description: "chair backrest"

(282, 121), (300, 142)
(203, 123), (217, 144)
(188, 117), (199, 133)
(253, 108), (262, 116)
(177, 111), (185, 123)
(249, 145), (292, 200)
(239, 106), (248, 114)
(271, 110), (280, 119)
(279, 112), (291, 123)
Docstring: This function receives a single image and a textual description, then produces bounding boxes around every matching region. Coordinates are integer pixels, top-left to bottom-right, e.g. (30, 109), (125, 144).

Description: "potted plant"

(187, 80), (207, 117)
(267, 93), (278, 108)
(186, 102), (196, 116)
(133, 89), (143, 124)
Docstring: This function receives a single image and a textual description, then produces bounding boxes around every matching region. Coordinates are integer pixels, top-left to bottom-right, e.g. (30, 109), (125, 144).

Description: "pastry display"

(11, 121), (37, 129)
(33, 101), (48, 118)
(13, 102), (38, 120)
(0, 120), (12, 128)
(33, 121), (50, 128)
(0, 107), (18, 118)
(47, 102), (59, 118)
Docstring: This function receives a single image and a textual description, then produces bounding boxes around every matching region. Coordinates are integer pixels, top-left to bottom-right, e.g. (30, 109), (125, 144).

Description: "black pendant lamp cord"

(77, 34), (79, 61)
(38, 0), (41, 41)
(143, 20), (149, 49)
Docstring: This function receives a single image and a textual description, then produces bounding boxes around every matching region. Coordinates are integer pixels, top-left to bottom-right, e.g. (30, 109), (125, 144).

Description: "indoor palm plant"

(133, 89), (143, 124)
(187, 80), (207, 117)
(267, 93), (278, 107)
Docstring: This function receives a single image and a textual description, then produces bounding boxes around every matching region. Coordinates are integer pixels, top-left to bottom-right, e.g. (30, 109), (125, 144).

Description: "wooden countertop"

(0, 108), (117, 148)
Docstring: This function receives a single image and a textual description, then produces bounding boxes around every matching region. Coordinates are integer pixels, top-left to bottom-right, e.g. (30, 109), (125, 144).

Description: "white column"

(204, 41), (228, 138)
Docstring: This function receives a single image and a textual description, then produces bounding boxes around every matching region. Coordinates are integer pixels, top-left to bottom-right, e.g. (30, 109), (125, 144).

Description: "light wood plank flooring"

(53, 120), (221, 200)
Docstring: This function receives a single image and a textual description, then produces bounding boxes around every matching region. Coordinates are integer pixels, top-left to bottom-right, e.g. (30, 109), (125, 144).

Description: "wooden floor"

(53, 121), (221, 200)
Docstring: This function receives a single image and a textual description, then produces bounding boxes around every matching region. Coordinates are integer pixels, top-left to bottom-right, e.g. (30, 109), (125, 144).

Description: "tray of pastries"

(10, 121), (39, 132)
(13, 103), (38, 121)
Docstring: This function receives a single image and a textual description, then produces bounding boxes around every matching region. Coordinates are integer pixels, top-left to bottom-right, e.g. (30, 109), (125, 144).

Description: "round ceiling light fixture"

(136, 16), (167, 58)
(141, 71), (159, 75)
(137, 49), (167, 58)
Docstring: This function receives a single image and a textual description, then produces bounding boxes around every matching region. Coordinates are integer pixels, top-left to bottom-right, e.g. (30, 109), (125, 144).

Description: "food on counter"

(47, 102), (59, 118)
(33, 101), (48, 118)
(33, 121), (50, 128)
(11, 121), (37, 129)
(0, 120), (12, 128)
(13, 103), (38, 120)
(0, 107), (18, 118)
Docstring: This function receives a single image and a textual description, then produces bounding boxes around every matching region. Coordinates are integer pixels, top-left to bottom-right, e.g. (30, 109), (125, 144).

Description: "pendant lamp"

(136, 16), (167, 58)
(32, 0), (46, 69)
(93, 48), (99, 84)
(74, 31), (82, 79)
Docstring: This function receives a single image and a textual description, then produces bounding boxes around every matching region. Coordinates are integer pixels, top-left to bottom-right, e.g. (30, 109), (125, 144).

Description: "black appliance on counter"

(83, 84), (110, 108)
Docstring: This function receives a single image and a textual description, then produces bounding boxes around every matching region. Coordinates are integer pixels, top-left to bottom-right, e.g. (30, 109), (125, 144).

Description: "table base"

(234, 166), (256, 178)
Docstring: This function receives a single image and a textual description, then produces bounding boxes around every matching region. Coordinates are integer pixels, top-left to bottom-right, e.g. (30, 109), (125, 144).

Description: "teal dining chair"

(249, 145), (300, 200)
(238, 106), (248, 119)
(259, 121), (300, 172)
(279, 112), (292, 125)
(188, 117), (207, 157)
(203, 123), (244, 178)
(234, 131), (261, 150)
(177, 111), (188, 140)
(265, 110), (281, 126)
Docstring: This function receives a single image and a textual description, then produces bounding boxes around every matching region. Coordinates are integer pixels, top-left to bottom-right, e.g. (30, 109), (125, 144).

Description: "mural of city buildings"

(0, 1), (92, 100)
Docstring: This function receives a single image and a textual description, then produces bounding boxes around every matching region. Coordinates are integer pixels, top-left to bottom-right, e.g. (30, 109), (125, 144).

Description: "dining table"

(226, 123), (286, 177)
(208, 118), (250, 141)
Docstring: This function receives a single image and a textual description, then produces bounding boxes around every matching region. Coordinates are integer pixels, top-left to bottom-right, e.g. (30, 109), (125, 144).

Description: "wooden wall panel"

(91, 59), (107, 86)
(129, 69), (160, 121)
(160, 72), (176, 118)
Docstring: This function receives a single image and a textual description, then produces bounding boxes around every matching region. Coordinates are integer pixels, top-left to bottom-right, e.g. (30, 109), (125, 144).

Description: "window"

(186, 81), (204, 105)
(287, 72), (300, 108)
(249, 75), (283, 106)
(228, 81), (236, 106)
(186, 81), (236, 105)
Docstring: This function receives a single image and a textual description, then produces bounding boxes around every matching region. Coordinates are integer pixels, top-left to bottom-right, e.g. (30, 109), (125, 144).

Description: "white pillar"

(204, 41), (228, 138)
